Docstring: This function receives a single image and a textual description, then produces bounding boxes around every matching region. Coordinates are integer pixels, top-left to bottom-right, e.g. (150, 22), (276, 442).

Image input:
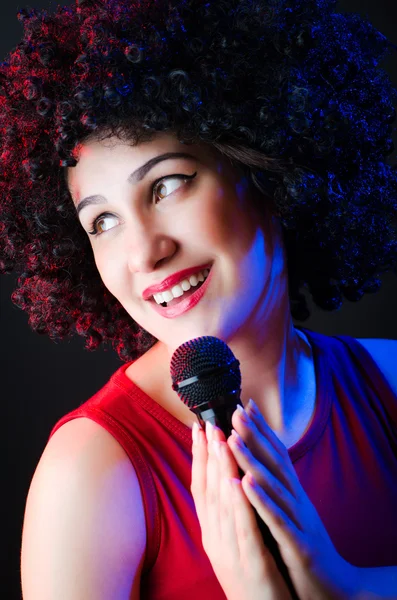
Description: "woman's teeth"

(153, 268), (210, 305)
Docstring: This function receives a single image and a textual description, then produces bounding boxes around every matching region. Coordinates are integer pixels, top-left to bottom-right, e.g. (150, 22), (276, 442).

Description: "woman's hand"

(228, 398), (359, 600)
(190, 416), (294, 600)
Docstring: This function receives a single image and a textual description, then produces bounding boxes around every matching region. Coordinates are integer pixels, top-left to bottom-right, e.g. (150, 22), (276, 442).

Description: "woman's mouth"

(149, 267), (214, 318)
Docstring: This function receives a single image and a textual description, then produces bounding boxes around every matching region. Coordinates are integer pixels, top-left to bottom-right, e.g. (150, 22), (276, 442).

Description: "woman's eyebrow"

(75, 151), (197, 217)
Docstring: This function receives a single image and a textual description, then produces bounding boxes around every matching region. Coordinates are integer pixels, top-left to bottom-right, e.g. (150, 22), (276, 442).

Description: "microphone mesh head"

(170, 336), (241, 409)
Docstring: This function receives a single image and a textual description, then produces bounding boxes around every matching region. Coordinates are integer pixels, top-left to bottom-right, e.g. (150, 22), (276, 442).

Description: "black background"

(1, 1), (396, 598)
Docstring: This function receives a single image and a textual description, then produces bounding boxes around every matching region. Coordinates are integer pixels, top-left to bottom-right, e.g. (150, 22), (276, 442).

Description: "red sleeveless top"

(49, 328), (397, 599)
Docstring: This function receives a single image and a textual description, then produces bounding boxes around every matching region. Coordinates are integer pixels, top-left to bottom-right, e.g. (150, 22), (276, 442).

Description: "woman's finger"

(228, 430), (301, 530)
(241, 471), (303, 560)
(219, 463), (240, 559)
(246, 400), (289, 458)
(229, 476), (276, 578)
(190, 423), (208, 527)
(206, 423), (222, 548)
(232, 404), (298, 498)
(217, 440), (243, 557)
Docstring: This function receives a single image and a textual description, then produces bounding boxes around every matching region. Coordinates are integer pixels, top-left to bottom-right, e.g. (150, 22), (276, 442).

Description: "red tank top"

(49, 328), (397, 599)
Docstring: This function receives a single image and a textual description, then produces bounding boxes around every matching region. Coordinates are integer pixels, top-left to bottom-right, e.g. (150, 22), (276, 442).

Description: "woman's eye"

(88, 172), (197, 236)
(88, 212), (118, 236)
(153, 173), (194, 203)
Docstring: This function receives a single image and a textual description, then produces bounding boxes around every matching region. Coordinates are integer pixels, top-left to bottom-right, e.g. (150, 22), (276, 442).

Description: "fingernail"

(246, 470), (257, 487)
(231, 428), (243, 447)
(236, 404), (249, 421)
(247, 398), (258, 415)
(206, 420), (214, 442)
(229, 477), (241, 497)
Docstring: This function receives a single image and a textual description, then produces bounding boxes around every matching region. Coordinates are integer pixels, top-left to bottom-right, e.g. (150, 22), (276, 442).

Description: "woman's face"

(68, 132), (288, 356)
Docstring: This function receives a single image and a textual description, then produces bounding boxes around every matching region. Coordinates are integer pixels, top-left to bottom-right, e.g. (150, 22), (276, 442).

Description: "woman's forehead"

(67, 133), (226, 187)
(66, 132), (230, 204)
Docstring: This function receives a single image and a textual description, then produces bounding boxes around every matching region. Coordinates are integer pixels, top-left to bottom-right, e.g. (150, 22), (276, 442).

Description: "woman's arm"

(21, 417), (146, 600)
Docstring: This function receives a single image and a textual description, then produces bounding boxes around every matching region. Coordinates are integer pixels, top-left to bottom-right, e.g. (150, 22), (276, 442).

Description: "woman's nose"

(126, 228), (178, 275)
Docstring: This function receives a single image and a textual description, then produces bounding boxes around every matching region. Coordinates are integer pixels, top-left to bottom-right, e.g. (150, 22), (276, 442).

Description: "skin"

(190, 405), (359, 600)
(67, 131), (316, 448)
(65, 131), (394, 598)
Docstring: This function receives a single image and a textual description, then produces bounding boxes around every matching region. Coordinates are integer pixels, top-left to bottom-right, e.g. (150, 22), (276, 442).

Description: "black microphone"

(170, 335), (299, 600)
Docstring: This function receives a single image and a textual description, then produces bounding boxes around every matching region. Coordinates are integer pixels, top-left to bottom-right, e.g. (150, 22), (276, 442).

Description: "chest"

(125, 348), (197, 429)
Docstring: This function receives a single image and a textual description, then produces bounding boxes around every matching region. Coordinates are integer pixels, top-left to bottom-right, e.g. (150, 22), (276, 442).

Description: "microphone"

(170, 335), (299, 600)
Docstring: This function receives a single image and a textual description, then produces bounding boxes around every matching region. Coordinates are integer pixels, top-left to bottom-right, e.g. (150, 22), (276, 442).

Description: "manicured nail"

(236, 403), (249, 421)
(246, 470), (257, 487)
(231, 429), (243, 447)
(246, 398), (254, 412)
(206, 420), (214, 442)
(228, 477), (242, 497)
(247, 398), (259, 416)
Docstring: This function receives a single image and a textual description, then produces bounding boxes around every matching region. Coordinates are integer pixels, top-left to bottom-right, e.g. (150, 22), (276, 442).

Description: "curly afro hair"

(0, 0), (396, 362)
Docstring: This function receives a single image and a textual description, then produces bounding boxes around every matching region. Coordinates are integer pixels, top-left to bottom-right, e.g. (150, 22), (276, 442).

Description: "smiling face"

(67, 131), (290, 358)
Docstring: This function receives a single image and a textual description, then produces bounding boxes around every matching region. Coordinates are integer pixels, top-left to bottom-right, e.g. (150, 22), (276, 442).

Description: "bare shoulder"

(354, 338), (397, 397)
(21, 417), (146, 599)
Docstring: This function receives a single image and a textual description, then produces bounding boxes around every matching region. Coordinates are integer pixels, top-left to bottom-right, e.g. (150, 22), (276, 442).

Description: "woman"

(1, 0), (396, 598)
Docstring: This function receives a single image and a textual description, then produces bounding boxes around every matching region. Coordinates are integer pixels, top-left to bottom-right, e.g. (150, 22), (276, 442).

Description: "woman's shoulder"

(354, 337), (397, 397)
(21, 416), (146, 598)
(44, 417), (145, 499)
(33, 417), (146, 530)
(306, 328), (397, 397)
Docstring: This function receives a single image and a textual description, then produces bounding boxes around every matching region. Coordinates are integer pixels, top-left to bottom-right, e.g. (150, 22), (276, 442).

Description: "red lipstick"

(142, 263), (212, 301)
